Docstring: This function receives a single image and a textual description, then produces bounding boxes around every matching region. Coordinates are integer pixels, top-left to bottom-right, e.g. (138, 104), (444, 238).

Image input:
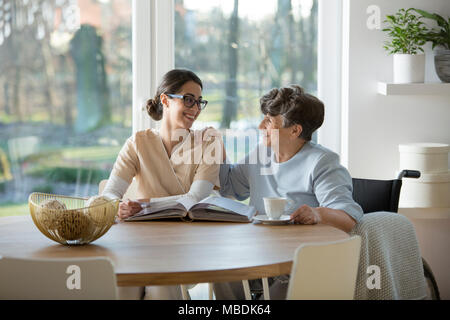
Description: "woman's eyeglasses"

(166, 94), (208, 110)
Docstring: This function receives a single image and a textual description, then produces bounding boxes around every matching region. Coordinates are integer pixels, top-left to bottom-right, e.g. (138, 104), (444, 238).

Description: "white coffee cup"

(263, 197), (287, 220)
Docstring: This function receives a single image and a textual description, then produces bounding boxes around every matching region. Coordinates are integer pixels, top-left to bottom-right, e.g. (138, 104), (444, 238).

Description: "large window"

(175, 0), (317, 131)
(0, 0), (132, 217)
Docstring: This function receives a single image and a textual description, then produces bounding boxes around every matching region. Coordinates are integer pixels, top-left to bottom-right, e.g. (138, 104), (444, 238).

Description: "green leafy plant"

(412, 8), (450, 50)
(382, 8), (427, 54)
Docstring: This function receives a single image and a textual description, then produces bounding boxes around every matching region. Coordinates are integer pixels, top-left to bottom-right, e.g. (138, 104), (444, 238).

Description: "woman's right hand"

(118, 199), (143, 220)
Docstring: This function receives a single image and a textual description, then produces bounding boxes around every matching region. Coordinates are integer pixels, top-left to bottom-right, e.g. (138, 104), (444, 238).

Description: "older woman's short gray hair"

(260, 85), (324, 141)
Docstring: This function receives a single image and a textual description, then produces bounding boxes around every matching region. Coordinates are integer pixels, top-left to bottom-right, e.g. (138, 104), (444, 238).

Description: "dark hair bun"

(146, 98), (163, 121)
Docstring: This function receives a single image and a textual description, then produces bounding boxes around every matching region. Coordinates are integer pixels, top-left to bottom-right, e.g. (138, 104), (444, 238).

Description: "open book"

(125, 196), (256, 223)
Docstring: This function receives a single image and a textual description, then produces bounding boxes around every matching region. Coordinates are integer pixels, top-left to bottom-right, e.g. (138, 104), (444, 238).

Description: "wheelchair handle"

(397, 170), (421, 180)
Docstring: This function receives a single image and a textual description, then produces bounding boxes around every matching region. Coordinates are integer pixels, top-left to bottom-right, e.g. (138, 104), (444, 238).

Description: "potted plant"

(413, 8), (450, 83)
(382, 8), (427, 83)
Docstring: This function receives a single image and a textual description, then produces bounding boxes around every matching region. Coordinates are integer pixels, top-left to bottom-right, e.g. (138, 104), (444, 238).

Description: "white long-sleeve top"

(102, 174), (214, 203)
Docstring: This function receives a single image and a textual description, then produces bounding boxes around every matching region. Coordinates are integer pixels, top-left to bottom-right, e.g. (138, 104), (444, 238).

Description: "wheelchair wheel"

(423, 258), (440, 300)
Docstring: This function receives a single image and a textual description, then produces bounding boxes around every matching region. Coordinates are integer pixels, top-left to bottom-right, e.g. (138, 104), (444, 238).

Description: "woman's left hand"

(290, 204), (321, 225)
(118, 199), (143, 220)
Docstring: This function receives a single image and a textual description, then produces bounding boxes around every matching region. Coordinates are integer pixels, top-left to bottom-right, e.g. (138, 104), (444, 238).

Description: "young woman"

(102, 69), (221, 299)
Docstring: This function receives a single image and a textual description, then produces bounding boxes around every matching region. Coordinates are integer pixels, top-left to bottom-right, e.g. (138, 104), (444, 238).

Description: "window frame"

(132, 0), (174, 133)
(317, 0), (343, 157)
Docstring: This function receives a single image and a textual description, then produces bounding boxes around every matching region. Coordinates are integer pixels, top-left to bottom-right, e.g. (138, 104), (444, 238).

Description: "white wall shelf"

(377, 82), (450, 96)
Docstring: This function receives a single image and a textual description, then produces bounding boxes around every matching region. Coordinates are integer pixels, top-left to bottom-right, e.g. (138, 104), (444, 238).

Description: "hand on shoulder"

(202, 126), (221, 141)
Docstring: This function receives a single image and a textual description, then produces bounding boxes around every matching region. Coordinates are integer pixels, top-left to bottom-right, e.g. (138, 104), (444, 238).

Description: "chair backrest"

(99, 178), (138, 199)
(352, 178), (402, 213)
(0, 256), (117, 300)
(286, 236), (361, 300)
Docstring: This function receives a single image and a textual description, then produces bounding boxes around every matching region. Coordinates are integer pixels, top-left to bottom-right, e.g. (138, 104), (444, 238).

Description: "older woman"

(214, 84), (363, 299)
(102, 69), (221, 299)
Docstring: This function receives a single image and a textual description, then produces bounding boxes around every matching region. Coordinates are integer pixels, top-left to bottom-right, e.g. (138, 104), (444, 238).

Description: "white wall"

(342, 0), (450, 179)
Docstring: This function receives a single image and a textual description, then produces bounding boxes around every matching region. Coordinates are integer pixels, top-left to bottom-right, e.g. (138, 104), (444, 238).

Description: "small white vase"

(393, 53), (425, 83)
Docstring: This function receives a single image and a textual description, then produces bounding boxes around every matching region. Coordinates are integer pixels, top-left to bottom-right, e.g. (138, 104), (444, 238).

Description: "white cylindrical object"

(399, 171), (450, 208)
(399, 143), (449, 173)
(393, 53), (425, 83)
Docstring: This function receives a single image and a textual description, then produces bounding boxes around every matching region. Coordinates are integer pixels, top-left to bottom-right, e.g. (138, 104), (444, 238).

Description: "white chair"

(0, 256), (117, 299)
(241, 236), (361, 300)
(286, 235), (361, 300)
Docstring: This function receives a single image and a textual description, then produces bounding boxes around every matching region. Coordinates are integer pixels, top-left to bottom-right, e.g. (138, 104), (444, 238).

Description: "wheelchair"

(352, 169), (440, 300)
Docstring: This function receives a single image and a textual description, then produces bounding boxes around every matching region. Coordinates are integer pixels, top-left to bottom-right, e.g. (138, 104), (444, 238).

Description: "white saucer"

(253, 215), (291, 225)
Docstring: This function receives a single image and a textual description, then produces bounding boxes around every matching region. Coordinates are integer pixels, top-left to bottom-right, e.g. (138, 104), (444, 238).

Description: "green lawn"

(61, 146), (121, 163)
(0, 202), (29, 217)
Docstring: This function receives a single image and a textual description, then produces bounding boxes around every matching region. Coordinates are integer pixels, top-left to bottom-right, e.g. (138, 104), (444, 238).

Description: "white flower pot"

(393, 53), (425, 83)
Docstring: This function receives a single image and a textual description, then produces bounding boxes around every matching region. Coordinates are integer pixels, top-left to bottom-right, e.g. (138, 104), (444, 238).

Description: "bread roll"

(56, 209), (91, 240)
(37, 199), (67, 229)
(85, 195), (116, 226)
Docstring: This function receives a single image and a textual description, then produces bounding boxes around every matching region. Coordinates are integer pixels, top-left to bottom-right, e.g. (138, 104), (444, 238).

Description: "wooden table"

(0, 216), (348, 286)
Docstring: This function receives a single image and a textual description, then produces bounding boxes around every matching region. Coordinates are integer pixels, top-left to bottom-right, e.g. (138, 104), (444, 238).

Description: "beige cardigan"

(111, 128), (221, 200)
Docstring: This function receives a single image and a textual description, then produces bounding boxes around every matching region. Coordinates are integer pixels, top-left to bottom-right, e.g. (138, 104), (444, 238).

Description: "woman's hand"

(290, 204), (321, 225)
(118, 199), (144, 220)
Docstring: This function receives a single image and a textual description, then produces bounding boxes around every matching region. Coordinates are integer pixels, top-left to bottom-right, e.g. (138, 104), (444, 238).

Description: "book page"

(189, 209), (251, 222)
(176, 196), (198, 211)
(126, 210), (186, 221)
(192, 196), (257, 219)
(131, 200), (186, 218)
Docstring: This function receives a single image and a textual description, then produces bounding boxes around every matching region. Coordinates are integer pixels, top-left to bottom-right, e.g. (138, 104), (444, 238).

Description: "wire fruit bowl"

(29, 192), (119, 245)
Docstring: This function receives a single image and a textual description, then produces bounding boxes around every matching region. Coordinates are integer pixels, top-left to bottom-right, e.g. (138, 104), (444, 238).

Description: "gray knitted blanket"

(349, 211), (427, 300)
